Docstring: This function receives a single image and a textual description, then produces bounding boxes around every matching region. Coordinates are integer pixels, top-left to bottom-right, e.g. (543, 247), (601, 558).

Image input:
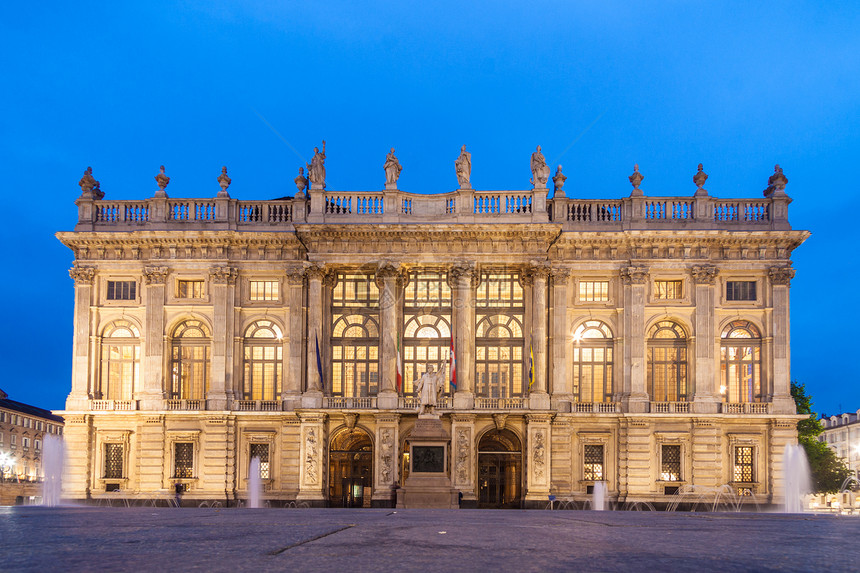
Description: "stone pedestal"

(397, 417), (458, 509)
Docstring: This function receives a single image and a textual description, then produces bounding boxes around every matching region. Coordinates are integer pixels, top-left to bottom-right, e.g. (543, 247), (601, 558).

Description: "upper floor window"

(242, 320), (283, 401)
(100, 320), (140, 401)
(170, 320), (211, 400)
(177, 280), (205, 299)
(720, 321), (762, 403)
(107, 280), (136, 301)
(249, 280), (279, 301)
(476, 273), (524, 309)
(332, 273), (379, 308)
(331, 314), (379, 397)
(579, 281), (609, 302)
(572, 320), (614, 403)
(654, 280), (683, 300)
(726, 281), (757, 301)
(647, 321), (688, 402)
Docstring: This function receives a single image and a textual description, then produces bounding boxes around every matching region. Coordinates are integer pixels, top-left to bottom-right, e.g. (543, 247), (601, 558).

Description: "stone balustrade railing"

(75, 187), (792, 231)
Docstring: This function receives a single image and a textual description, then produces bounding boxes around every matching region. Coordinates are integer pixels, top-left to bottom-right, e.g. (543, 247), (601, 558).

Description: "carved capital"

(769, 266), (795, 286)
(523, 260), (551, 285)
(69, 266), (96, 285)
(285, 264), (306, 285)
(549, 267), (571, 285)
(448, 262), (476, 288)
(143, 266), (169, 285)
(208, 265), (238, 285)
(304, 262), (327, 282)
(374, 261), (402, 288)
(690, 265), (719, 285)
(620, 265), (649, 285)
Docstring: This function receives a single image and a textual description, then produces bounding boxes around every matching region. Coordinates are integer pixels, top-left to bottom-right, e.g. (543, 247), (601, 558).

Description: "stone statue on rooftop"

(383, 148), (402, 188)
(628, 164), (644, 191)
(78, 166), (103, 199)
(552, 165), (567, 197)
(155, 165), (170, 197)
(306, 141), (326, 189)
(416, 362), (444, 417)
(455, 145), (471, 188)
(764, 164), (788, 197)
(295, 167), (308, 196)
(530, 145), (550, 188)
(217, 166), (231, 197)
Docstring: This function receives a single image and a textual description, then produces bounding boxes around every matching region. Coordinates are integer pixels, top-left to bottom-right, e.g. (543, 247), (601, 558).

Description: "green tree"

(791, 381), (852, 493)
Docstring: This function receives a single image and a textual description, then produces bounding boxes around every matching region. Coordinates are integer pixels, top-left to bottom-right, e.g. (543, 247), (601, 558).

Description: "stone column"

(549, 268), (571, 410)
(373, 413), (400, 506)
(769, 266), (796, 414)
(451, 414), (477, 504)
(208, 265), (238, 410)
(621, 266), (649, 413)
(296, 413), (327, 506)
(284, 265), (306, 408)
(450, 264), (476, 409)
(525, 263), (550, 410)
(303, 264), (326, 408)
(524, 413), (553, 507)
(376, 262), (402, 410)
(691, 265), (720, 414)
(67, 267), (96, 410)
(140, 266), (169, 410)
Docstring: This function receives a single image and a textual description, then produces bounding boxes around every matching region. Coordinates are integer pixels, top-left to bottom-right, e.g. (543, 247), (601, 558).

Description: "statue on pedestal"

(155, 165), (170, 197)
(383, 148), (402, 188)
(454, 145), (471, 187)
(306, 141), (326, 189)
(416, 363), (444, 416)
(294, 167), (308, 196)
(530, 145), (550, 188)
(552, 165), (567, 196)
(217, 166), (231, 197)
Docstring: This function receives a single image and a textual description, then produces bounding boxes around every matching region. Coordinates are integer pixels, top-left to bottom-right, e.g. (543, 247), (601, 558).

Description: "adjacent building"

(820, 412), (860, 480)
(57, 158), (807, 508)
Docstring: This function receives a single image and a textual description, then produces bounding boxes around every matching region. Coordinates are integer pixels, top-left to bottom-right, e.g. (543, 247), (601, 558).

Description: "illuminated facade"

(57, 163), (807, 508)
(820, 412), (860, 480)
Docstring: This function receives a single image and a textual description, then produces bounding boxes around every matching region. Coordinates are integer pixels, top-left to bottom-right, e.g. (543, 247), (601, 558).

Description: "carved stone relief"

(455, 428), (470, 484)
(769, 266), (795, 286)
(380, 428), (394, 485)
(305, 427), (319, 485)
(533, 430), (546, 481)
(209, 265), (238, 285)
(143, 266), (169, 285)
(690, 265), (719, 285)
(620, 265), (649, 285)
(69, 266), (96, 285)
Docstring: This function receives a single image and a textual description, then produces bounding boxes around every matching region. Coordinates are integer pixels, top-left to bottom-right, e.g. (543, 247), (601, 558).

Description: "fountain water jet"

(41, 434), (64, 506)
(782, 443), (812, 513)
(591, 481), (608, 511)
(248, 457), (262, 508)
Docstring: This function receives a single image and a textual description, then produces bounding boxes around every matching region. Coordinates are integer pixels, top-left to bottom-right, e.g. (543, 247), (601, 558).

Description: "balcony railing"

(721, 402), (771, 414)
(165, 399), (205, 411)
(475, 397), (528, 410)
(651, 401), (691, 414)
(235, 400), (283, 411)
(572, 402), (619, 413)
(323, 397), (377, 409)
(90, 400), (137, 411)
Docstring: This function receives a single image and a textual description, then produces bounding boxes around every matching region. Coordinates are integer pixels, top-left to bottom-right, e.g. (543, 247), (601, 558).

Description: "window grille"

(250, 443), (270, 479)
(174, 443), (194, 478)
(661, 444), (681, 481)
(726, 281), (756, 301)
(107, 280), (136, 300)
(104, 443), (124, 479)
(734, 446), (754, 482)
(654, 280), (683, 299)
(583, 444), (604, 480)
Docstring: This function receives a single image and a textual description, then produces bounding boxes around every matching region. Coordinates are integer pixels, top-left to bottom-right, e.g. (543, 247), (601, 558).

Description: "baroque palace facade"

(57, 154), (807, 508)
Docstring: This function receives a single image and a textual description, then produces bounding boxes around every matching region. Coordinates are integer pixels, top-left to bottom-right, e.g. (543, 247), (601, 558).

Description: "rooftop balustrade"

(74, 186), (793, 232)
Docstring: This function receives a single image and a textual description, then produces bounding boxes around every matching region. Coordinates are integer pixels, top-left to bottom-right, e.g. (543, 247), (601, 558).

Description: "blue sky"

(2, 1), (858, 415)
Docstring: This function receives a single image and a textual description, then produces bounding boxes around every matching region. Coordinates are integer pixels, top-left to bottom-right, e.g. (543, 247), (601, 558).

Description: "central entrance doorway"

(477, 429), (522, 508)
(328, 428), (373, 508)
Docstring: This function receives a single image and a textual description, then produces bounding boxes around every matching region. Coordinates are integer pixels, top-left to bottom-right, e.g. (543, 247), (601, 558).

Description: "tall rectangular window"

(174, 443), (194, 478)
(104, 443), (124, 479)
(654, 280), (683, 299)
(177, 280), (205, 299)
(579, 281), (609, 302)
(250, 443), (270, 479)
(726, 281), (757, 301)
(475, 273), (525, 398)
(107, 280), (136, 300)
(661, 444), (681, 481)
(733, 446), (754, 482)
(249, 280), (279, 301)
(583, 444), (604, 480)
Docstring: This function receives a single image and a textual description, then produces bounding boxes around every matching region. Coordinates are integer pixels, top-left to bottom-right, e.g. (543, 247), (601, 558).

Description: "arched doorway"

(328, 428), (373, 508)
(478, 429), (522, 508)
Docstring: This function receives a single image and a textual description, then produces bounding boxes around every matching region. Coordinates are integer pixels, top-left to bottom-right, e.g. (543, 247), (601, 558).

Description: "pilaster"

(67, 267), (96, 410)
(376, 262), (402, 410)
(208, 265), (238, 410)
(621, 266), (649, 412)
(769, 266), (796, 414)
(296, 413), (327, 505)
(303, 264), (326, 408)
(524, 413), (553, 504)
(60, 414), (93, 499)
(524, 263), (550, 409)
(140, 266), (169, 409)
(450, 413), (477, 502)
(284, 265), (306, 406)
(372, 413), (400, 506)
(450, 264), (476, 409)
(549, 268), (571, 410)
(691, 265), (720, 414)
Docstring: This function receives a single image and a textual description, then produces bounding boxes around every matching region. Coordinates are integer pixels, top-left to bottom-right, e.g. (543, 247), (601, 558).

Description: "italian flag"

(449, 338), (457, 391)
(395, 335), (402, 393)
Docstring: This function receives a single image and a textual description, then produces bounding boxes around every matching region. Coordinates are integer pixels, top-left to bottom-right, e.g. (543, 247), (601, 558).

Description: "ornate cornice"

(209, 265), (238, 285)
(620, 265), (649, 285)
(690, 264), (719, 285)
(68, 266), (96, 285)
(143, 266), (169, 285)
(769, 265), (795, 286)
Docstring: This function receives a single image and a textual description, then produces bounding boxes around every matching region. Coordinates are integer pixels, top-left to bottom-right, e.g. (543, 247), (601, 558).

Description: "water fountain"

(248, 457), (262, 508)
(782, 443), (812, 513)
(591, 481), (607, 511)
(40, 435), (64, 506)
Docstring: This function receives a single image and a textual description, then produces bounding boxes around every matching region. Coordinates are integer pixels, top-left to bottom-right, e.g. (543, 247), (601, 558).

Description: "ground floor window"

(250, 443), (270, 479)
(583, 444), (604, 480)
(174, 443), (194, 478)
(104, 443), (124, 479)
(733, 446), (754, 482)
(660, 444), (681, 481)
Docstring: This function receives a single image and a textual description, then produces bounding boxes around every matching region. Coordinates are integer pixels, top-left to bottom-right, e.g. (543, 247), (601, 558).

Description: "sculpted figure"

(383, 148), (402, 186)
(416, 363), (444, 416)
(454, 145), (471, 187)
(530, 145), (550, 188)
(306, 141), (327, 189)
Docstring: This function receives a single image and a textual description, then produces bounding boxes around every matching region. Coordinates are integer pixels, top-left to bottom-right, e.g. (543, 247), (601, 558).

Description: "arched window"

(720, 320), (762, 403)
(99, 320), (140, 400)
(403, 313), (451, 395)
(647, 321), (688, 402)
(331, 314), (379, 397)
(242, 320), (283, 401)
(572, 320), (614, 403)
(170, 320), (211, 400)
(475, 314), (525, 398)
